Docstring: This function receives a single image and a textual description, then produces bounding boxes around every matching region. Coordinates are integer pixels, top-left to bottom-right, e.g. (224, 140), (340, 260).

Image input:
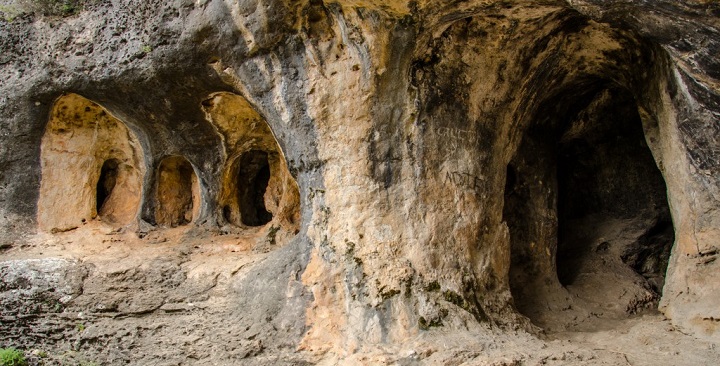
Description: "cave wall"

(202, 92), (300, 233)
(565, 0), (720, 337)
(0, 0), (719, 354)
(38, 93), (146, 232)
(154, 155), (200, 227)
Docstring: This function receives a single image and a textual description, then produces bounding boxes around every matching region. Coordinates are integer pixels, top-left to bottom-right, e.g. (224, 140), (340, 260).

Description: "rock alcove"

(504, 84), (675, 330)
(1, 0), (719, 363)
(154, 156), (201, 227)
(233, 150), (273, 227)
(96, 158), (120, 216)
(203, 92), (300, 233)
(38, 93), (145, 232)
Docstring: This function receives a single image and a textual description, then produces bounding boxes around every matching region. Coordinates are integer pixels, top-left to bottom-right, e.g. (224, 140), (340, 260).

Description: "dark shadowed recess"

(554, 86), (673, 288)
(237, 150), (273, 227)
(505, 80), (674, 324)
(96, 158), (120, 215)
(155, 156), (197, 227)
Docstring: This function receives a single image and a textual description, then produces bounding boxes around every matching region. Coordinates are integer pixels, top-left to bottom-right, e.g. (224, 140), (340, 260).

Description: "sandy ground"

(2, 221), (719, 365)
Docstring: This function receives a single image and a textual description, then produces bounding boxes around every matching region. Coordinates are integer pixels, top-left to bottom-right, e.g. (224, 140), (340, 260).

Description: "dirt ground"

(1, 221), (718, 365)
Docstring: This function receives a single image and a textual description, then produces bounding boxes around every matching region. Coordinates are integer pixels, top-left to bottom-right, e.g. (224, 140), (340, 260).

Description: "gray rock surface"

(0, 0), (718, 364)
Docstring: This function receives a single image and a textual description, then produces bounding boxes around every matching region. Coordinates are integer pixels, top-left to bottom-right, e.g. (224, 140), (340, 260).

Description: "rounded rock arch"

(500, 21), (676, 329)
(37, 93), (146, 232)
(202, 92), (300, 234)
(154, 155), (201, 227)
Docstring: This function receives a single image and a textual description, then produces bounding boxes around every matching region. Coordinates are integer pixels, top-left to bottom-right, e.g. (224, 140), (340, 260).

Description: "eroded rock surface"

(0, 0), (719, 364)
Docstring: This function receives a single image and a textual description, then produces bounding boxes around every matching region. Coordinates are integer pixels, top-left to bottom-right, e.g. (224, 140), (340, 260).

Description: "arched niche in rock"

(154, 156), (201, 227)
(38, 93), (146, 232)
(201, 92), (300, 236)
(233, 149), (273, 227)
(504, 81), (674, 329)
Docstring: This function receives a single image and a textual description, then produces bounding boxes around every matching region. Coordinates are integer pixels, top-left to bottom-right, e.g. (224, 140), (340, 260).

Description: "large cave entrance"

(555, 88), (674, 294)
(505, 85), (674, 330)
(38, 94), (145, 232)
(154, 156), (201, 227)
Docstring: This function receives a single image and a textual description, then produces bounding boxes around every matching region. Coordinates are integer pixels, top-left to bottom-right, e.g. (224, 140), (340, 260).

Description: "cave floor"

(329, 313), (719, 365)
(1, 222), (718, 365)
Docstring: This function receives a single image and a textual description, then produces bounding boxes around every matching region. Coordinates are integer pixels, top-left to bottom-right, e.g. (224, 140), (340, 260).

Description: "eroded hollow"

(96, 159), (120, 215)
(555, 89), (674, 294)
(38, 94), (145, 232)
(155, 156), (200, 227)
(505, 86), (675, 329)
(202, 92), (300, 236)
(236, 150), (273, 227)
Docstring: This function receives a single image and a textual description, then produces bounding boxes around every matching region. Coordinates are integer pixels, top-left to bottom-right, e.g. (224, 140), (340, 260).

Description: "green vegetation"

(266, 225), (280, 245)
(0, 348), (27, 366)
(424, 280), (441, 292)
(442, 290), (464, 307)
(0, 5), (22, 22)
(16, 0), (93, 16)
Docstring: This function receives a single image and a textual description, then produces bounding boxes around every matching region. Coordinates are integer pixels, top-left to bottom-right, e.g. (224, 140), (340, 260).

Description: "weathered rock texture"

(202, 92), (300, 233)
(155, 155), (200, 226)
(0, 0), (719, 364)
(38, 93), (146, 232)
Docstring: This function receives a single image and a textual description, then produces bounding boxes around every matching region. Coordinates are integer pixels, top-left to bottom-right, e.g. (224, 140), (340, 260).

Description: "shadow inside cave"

(505, 85), (675, 332)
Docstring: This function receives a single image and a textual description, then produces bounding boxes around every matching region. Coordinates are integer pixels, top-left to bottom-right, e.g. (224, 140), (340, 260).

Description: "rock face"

(0, 0), (719, 363)
(38, 93), (146, 232)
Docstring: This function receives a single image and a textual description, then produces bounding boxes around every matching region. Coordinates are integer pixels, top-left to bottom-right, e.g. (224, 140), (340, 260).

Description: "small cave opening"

(236, 150), (273, 227)
(204, 92), (300, 243)
(38, 93), (145, 232)
(96, 159), (120, 216)
(505, 85), (675, 329)
(155, 156), (200, 227)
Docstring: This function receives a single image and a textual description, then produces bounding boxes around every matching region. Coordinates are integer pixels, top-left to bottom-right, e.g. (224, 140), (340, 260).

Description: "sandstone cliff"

(0, 0), (719, 364)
